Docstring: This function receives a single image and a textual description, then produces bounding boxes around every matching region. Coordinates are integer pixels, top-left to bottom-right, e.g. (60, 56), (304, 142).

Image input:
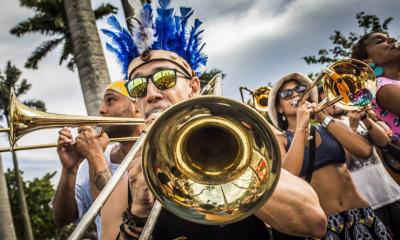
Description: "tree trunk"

(12, 151), (34, 240)
(64, 0), (111, 116)
(5, 115), (33, 240)
(0, 154), (17, 240)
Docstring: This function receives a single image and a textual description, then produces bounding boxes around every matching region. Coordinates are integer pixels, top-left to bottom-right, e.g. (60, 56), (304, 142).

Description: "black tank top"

(128, 183), (270, 239)
(284, 125), (346, 177)
(152, 208), (270, 240)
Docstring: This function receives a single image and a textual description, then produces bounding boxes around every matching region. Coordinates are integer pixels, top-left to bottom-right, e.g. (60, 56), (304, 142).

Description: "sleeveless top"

(152, 208), (270, 240)
(127, 183), (270, 239)
(284, 125), (346, 177)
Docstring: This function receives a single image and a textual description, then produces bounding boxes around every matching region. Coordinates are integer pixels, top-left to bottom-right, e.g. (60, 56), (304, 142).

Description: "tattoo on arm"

(94, 170), (112, 191)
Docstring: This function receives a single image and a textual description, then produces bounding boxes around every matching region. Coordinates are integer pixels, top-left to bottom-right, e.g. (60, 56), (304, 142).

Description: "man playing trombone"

(51, 80), (142, 239)
(99, 1), (327, 239)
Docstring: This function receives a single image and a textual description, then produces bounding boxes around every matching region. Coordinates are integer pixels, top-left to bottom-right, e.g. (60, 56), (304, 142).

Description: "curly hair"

(351, 32), (388, 60)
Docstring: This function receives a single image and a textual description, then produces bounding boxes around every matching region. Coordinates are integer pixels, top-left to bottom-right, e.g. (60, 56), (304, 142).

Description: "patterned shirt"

(372, 76), (400, 136)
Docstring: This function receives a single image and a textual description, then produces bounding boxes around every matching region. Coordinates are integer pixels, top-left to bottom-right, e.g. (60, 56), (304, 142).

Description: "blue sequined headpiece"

(101, 0), (207, 79)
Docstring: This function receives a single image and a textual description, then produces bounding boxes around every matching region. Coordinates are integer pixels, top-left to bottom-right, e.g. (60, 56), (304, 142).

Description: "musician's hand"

(128, 151), (154, 217)
(296, 100), (313, 131)
(57, 127), (83, 172)
(347, 110), (364, 132)
(75, 126), (109, 162)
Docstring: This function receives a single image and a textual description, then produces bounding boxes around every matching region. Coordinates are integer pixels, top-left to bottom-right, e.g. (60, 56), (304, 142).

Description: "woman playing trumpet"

(267, 73), (392, 239)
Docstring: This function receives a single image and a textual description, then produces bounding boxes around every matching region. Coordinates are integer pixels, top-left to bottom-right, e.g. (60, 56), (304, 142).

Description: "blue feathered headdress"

(101, 0), (207, 79)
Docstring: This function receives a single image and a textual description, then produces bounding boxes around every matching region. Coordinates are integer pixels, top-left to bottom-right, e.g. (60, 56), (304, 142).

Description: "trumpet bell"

(143, 96), (281, 225)
(322, 59), (376, 110)
(253, 87), (270, 112)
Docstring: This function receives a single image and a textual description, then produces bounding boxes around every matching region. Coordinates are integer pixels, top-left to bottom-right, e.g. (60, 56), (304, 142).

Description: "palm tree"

(10, 0), (117, 115)
(0, 154), (16, 240)
(0, 61), (46, 240)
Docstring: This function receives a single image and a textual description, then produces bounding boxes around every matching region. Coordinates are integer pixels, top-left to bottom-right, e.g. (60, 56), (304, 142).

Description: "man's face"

(99, 89), (141, 138)
(131, 60), (200, 119)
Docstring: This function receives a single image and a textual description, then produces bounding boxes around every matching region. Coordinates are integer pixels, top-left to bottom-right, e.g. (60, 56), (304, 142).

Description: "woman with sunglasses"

(267, 73), (392, 239)
(352, 32), (400, 137)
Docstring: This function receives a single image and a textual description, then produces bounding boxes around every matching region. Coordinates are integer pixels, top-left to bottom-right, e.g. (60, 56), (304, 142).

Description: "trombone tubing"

(68, 132), (147, 240)
(0, 136), (139, 153)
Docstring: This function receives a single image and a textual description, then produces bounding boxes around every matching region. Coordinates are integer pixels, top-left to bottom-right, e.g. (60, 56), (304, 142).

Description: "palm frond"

(94, 3), (118, 20)
(15, 79), (32, 97)
(10, 14), (64, 37)
(25, 37), (64, 69)
(23, 100), (46, 112)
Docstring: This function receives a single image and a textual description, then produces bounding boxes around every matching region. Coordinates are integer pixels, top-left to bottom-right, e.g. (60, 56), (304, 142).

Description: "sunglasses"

(125, 69), (191, 98)
(278, 85), (307, 100)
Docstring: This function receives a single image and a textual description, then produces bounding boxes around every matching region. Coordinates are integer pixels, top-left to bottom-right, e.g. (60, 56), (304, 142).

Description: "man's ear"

(189, 76), (201, 97)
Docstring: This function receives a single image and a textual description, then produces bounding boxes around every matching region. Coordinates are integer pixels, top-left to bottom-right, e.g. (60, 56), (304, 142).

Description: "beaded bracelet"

(122, 204), (148, 233)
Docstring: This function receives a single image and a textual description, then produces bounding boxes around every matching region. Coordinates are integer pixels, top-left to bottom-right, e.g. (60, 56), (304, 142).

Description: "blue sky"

(0, 0), (399, 182)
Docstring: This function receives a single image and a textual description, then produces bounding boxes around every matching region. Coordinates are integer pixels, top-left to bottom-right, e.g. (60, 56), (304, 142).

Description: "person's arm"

(319, 113), (372, 159)
(362, 117), (390, 147)
(376, 84), (400, 115)
(282, 101), (311, 175)
(255, 169), (327, 238)
(101, 174), (129, 240)
(52, 127), (83, 226)
(75, 126), (110, 199)
(52, 167), (79, 226)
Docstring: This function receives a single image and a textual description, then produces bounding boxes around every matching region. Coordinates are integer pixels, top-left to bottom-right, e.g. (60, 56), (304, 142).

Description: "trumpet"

(294, 59), (376, 112)
(0, 91), (144, 152)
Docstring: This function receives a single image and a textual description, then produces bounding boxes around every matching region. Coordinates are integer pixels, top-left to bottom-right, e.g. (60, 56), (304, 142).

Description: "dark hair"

(274, 79), (299, 130)
(351, 32), (387, 60)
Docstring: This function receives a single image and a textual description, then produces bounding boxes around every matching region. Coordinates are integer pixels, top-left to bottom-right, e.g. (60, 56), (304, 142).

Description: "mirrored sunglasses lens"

(297, 85), (307, 93)
(153, 70), (176, 90)
(127, 78), (147, 98)
(280, 89), (293, 100)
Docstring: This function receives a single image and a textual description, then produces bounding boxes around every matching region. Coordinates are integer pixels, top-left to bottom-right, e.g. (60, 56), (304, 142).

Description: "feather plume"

(102, 0), (207, 77)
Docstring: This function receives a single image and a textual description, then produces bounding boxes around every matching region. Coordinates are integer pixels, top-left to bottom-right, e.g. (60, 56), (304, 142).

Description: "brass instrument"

(239, 86), (271, 112)
(0, 91), (144, 152)
(296, 59), (375, 112)
(70, 86), (281, 239)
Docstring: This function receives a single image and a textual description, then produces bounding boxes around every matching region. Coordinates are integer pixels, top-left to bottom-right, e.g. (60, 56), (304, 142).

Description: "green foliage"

(199, 68), (226, 88)
(5, 169), (60, 239)
(0, 61), (46, 120)
(10, 0), (117, 71)
(5, 169), (97, 239)
(303, 12), (394, 67)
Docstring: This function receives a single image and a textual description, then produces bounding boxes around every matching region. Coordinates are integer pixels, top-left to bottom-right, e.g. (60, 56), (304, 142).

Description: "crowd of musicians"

(49, 1), (400, 240)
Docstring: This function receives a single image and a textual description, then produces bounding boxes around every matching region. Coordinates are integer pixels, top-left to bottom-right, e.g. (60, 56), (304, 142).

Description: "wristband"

(320, 116), (334, 128)
(122, 204), (148, 232)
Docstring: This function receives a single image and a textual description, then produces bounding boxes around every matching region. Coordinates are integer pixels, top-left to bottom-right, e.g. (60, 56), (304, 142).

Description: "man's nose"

(98, 104), (107, 116)
(146, 81), (163, 103)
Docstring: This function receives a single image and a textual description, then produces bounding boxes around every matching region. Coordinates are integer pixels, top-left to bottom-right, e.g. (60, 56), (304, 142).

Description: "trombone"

(295, 58), (376, 112)
(69, 74), (281, 240)
(239, 86), (271, 112)
(0, 91), (144, 152)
